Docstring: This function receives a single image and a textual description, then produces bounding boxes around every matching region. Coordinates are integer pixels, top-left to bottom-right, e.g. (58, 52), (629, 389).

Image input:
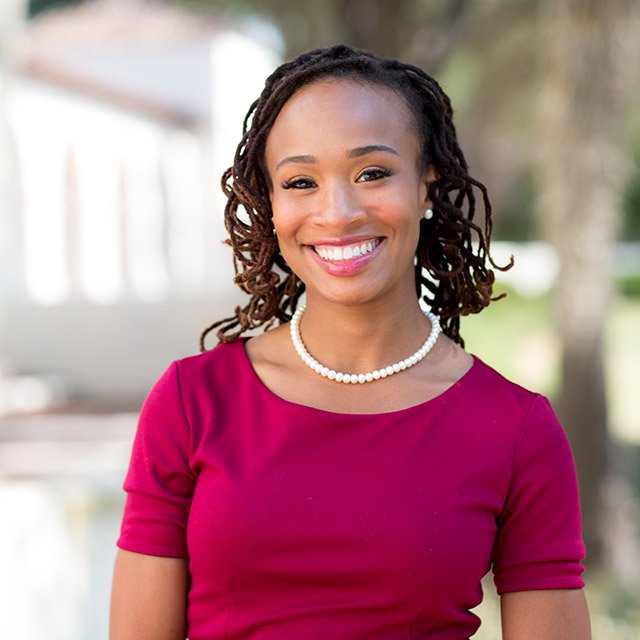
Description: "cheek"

(271, 210), (295, 242)
(269, 195), (287, 236)
(375, 191), (422, 231)
(271, 193), (306, 238)
(271, 209), (302, 267)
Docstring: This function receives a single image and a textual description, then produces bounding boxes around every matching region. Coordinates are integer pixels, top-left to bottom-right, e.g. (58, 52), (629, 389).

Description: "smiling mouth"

(311, 238), (382, 262)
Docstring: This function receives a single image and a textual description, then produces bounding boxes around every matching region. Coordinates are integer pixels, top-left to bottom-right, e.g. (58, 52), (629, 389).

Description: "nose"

(314, 179), (367, 227)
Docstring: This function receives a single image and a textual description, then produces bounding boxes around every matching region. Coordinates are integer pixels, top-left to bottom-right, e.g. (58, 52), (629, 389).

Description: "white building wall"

(1, 33), (277, 405)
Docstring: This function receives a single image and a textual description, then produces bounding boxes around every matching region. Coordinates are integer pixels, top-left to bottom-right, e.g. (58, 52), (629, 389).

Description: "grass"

(472, 574), (640, 638)
(458, 288), (640, 637)
(457, 285), (559, 396)
(459, 286), (640, 444)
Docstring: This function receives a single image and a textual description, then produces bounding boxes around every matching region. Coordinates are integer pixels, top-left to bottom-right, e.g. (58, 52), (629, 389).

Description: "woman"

(110, 45), (590, 639)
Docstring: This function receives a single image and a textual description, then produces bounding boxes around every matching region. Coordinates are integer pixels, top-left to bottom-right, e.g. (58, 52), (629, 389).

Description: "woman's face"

(264, 78), (435, 309)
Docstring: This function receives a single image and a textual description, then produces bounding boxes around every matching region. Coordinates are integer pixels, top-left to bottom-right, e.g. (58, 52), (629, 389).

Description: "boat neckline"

(236, 337), (482, 418)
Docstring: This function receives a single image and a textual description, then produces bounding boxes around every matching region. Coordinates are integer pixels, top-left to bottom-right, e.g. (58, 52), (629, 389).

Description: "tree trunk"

(337, 0), (411, 58)
(263, 0), (471, 70)
(536, 0), (632, 567)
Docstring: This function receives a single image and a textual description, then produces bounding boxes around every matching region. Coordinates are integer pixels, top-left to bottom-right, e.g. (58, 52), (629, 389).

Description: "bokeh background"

(0, 0), (639, 638)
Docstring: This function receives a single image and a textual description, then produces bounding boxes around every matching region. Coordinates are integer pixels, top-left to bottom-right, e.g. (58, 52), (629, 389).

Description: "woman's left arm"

(501, 589), (591, 640)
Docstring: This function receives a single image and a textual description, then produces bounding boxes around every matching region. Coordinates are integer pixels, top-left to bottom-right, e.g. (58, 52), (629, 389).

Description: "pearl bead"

(290, 305), (441, 385)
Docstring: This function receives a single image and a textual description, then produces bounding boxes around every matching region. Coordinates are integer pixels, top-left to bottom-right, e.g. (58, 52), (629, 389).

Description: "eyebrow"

(276, 155), (316, 169)
(275, 145), (399, 170)
(348, 145), (399, 158)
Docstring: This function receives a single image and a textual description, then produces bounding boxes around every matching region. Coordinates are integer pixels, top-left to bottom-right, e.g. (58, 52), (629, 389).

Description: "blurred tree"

(177, 0), (546, 215)
(535, 0), (638, 565)
(623, 173), (640, 240)
(175, 0), (640, 569)
(177, 0), (472, 72)
(28, 0), (83, 19)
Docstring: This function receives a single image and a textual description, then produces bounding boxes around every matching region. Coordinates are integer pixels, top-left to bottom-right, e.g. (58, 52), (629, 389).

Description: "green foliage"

(617, 274), (640, 298)
(492, 172), (537, 241)
(28, 0), (83, 18)
(622, 168), (640, 241)
(458, 285), (559, 395)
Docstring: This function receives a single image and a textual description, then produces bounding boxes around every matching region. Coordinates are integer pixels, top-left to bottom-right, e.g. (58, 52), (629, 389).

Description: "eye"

(281, 176), (317, 190)
(356, 166), (393, 183)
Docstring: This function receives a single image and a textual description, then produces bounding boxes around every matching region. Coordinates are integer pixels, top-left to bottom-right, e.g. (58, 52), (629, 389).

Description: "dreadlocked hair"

(200, 44), (512, 352)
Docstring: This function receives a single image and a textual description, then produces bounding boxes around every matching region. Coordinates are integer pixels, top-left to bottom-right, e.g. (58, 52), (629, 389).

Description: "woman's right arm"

(109, 549), (189, 640)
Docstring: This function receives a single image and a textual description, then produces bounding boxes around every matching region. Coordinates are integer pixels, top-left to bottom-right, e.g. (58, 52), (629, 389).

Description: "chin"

(304, 281), (406, 310)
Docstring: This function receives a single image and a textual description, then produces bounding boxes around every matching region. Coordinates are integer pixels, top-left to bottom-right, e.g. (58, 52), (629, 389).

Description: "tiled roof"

(20, 0), (220, 50)
(8, 0), (225, 124)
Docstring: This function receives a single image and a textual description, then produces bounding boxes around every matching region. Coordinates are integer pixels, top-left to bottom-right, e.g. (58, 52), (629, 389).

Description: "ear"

(421, 164), (440, 209)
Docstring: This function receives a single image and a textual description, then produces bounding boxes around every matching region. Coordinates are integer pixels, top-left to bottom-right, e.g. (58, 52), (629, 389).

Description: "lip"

(306, 236), (385, 277)
(308, 235), (381, 247)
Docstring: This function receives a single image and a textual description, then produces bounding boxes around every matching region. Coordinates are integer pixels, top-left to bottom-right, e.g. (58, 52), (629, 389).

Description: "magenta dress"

(117, 339), (585, 639)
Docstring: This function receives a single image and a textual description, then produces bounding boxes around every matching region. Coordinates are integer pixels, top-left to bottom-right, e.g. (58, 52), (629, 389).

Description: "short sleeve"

(117, 362), (195, 558)
(491, 395), (586, 594)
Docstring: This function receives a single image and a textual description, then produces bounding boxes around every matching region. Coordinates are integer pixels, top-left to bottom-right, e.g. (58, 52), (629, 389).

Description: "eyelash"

(357, 167), (393, 182)
(281, 167), (393, 190)
(281, 177), (316, 190)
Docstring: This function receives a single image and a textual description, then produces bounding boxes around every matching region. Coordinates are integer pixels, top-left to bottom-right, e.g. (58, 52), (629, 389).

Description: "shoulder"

(454, 355), (560, 447)
(174, 338), (249, 383)
(139, 339), (256, 437)
(466, 355), (541, 410)
(143, 340), (250, 413)
(243, 324), (296, 370)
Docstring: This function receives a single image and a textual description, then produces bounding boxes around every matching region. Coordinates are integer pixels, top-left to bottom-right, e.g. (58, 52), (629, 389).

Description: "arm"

(112, 362), (195, 639)
(501, 589), (591, 640)
(109, 549), (189, 640)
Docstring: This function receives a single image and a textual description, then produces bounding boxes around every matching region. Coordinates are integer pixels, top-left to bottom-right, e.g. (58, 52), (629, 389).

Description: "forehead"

(265, 79), (419, 163)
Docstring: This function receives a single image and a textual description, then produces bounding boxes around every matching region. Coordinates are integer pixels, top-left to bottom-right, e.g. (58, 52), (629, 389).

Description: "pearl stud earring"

(424, 208), (434, 220)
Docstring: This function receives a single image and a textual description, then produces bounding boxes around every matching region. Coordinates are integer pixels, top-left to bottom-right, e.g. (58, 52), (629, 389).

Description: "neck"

(296, 294), (434, 374)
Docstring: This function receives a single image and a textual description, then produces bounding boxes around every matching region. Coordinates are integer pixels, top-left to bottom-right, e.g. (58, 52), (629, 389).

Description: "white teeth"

(314, 238), (380, 262)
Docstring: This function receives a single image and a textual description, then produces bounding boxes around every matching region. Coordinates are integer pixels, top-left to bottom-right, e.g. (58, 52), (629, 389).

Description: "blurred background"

(0, 0), (638, 638)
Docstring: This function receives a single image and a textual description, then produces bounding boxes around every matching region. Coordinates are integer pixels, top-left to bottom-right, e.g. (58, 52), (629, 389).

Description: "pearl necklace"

(289, 305), (441, 384)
